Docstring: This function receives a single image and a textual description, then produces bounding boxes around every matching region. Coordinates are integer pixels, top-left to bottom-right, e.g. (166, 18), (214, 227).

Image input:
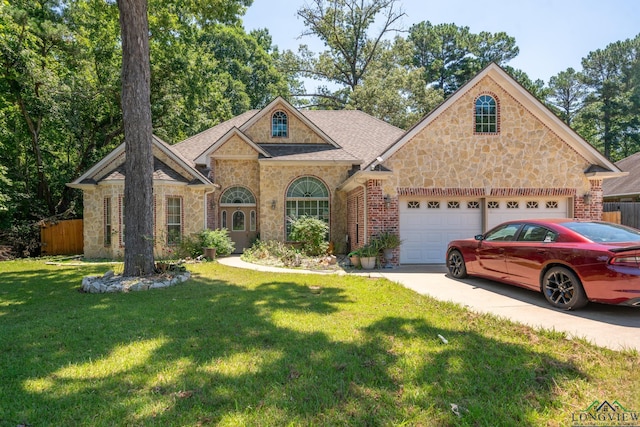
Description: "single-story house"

(603, 151), (640, 202)
(68, 63), (624, 264)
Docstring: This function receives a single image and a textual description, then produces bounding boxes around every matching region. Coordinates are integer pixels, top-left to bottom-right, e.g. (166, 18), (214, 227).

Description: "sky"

(243, 0), (640, 84)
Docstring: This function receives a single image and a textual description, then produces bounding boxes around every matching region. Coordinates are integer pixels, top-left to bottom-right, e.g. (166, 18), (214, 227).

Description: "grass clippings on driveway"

(0, 259), (638, 426)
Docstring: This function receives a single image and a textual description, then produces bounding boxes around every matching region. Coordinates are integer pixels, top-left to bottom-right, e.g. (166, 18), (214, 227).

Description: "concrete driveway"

(218, 257), (639, 352)
(378, 265), (639, 352)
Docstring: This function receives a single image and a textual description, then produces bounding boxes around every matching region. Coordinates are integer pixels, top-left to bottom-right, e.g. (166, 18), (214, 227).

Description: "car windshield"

(563, 222), (640, 243)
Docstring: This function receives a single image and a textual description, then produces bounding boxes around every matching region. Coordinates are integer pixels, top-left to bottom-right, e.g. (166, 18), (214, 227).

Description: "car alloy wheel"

(542, 266), (588, 310)
(447, 249), (467, 279)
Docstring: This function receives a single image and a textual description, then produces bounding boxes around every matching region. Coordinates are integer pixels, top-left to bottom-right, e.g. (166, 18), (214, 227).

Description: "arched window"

(475, 95), (498, 133)
(285, 177), (329, 238)
(220, 186), (256, 205)
(272, 111), (288, 138)
(220, 186), (256, 231)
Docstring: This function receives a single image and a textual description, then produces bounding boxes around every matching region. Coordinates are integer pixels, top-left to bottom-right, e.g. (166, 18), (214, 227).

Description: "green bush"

(199, 229), (235, 256)
(177, 234), (202, 258)
(288, 216), (329, 256)
(0, 220), (41, 257)
(178, 228), (235, 258)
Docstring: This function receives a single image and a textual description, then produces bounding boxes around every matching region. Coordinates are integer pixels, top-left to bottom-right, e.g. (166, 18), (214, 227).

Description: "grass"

(0, 259), (638, 426)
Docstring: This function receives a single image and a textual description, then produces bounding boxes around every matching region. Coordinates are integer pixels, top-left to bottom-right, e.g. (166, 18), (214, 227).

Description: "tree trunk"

(117, 0), (155, 276)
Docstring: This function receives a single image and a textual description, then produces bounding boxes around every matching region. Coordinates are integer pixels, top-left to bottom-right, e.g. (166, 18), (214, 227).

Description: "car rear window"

(563, 222), (640, 243)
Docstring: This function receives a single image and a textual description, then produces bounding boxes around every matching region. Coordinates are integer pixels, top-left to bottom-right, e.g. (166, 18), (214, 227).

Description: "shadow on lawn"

(0, 263), (586, 426)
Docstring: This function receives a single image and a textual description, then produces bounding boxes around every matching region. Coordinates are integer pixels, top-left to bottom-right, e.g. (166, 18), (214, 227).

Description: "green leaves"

(0, 0), (288, 228)
(550, 34), (640, 160)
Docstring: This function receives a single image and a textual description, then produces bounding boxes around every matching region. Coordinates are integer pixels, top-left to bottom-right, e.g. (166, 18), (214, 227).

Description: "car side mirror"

(474, 234), (484, 241)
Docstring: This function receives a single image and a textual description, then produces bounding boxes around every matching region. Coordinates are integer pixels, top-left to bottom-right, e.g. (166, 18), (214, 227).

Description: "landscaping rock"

(80, 271), (191, 293)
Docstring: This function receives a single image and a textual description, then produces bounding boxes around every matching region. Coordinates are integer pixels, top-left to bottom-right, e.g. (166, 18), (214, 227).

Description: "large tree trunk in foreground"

(118, 0), (155, 276)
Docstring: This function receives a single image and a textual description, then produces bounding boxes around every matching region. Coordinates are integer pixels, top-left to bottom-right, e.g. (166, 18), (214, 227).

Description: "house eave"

(603, 192), (640, 199)
(258, 159), (359, 166)
(585, 171), (629, 179)
(66, 183), (96, 190)
(337, 170), (394, 192)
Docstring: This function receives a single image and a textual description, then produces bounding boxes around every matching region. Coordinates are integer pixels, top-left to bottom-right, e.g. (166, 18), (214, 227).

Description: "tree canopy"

(0, 0), (288, 252)
(0, 0), (639, 254)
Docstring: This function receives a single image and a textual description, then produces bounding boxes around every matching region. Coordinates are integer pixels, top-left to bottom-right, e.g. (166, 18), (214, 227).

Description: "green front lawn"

(0, 259), (638, 426)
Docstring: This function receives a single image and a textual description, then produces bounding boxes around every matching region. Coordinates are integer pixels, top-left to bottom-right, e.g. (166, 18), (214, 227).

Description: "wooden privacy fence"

(601, 211), (621, 224)
(603, 202), (640, 229)
(40, 219), (83, 255)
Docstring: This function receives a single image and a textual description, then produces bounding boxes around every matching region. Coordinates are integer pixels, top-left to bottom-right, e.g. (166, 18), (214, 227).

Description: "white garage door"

(400, 199), (482, 264)
(399, 197), (570, 264)
(486, 198), (569, 230)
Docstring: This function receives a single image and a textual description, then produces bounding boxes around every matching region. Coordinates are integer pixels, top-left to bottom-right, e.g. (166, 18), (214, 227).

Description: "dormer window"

(475, 95), (498, 133)
(272, 111), (288, 138)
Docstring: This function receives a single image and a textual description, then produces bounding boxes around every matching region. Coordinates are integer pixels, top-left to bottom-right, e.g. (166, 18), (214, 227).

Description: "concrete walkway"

(217, 256), (639, 352)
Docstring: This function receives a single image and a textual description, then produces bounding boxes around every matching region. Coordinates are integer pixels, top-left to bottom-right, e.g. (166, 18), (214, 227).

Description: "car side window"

(485, 224), (521, 242)
(518, 225), (557, 242)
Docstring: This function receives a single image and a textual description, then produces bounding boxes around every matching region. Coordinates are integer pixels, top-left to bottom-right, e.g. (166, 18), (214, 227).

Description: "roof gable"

(171, 110), (258, 164)
(68, 136), (212, 189)
(240, 97), (340, 148)
(372, 63), (621, 176)
(194, 127), (270, 165)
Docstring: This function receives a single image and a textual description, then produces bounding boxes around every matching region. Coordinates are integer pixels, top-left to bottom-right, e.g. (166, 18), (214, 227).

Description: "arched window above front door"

(220, 186), (256, 206)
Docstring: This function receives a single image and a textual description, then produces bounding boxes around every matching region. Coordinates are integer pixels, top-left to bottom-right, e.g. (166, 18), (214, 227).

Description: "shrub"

(374, 230), (402, 249)
(177, 234), (202, 258)
(0, 220), (41, 257)
(177, 229), (235, 258)
(288, 216), (329, 256)
(199, 229), (235, 256)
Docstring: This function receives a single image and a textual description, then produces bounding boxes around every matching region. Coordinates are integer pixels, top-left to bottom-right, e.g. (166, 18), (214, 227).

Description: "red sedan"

(446, 219), (640, 310)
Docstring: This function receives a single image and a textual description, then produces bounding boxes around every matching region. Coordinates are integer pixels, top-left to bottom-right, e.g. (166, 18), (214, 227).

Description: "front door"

(223, 207), (257, 253)
(219, 186), (258, 254)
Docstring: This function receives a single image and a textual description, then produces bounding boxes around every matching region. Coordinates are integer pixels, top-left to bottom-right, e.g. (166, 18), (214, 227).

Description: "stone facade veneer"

(78, 73), (612, 263)
(244, 106), (326, 144)
(382, 76), (594, 198)
(82, 183), (207, 259)
(259, 164), (350, 252)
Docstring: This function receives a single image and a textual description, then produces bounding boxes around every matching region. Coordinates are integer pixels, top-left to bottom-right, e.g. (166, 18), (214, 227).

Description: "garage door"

(400, 199), (482, 264)
(486, 198), (569, 229)
(399, 197), (570, 264)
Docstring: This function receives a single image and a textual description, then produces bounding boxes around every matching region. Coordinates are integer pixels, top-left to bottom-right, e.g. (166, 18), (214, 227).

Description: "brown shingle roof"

(99, 158), (189, 183)
(603, 151), (640, 197)
(171, 110), (258, 164)
(258, 143), (359, 162)
(168, 109), (403, 168)
(301, 110), (404, 167)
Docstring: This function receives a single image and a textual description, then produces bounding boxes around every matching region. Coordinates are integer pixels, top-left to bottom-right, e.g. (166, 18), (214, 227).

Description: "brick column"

(366, 179), (400, 266)
(574, 179), (603, 220)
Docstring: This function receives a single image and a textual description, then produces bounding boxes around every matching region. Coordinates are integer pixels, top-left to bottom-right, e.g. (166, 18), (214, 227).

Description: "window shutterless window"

(285, 177), (329, 239)
(166, 197), (182, 244)
(104, 197), (112, 246)
(272, 111), (288, 138)
(475, 95), (497, 133)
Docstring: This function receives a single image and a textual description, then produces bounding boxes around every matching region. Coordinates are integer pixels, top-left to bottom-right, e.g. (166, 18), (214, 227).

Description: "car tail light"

(609, 255), (640, 267)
